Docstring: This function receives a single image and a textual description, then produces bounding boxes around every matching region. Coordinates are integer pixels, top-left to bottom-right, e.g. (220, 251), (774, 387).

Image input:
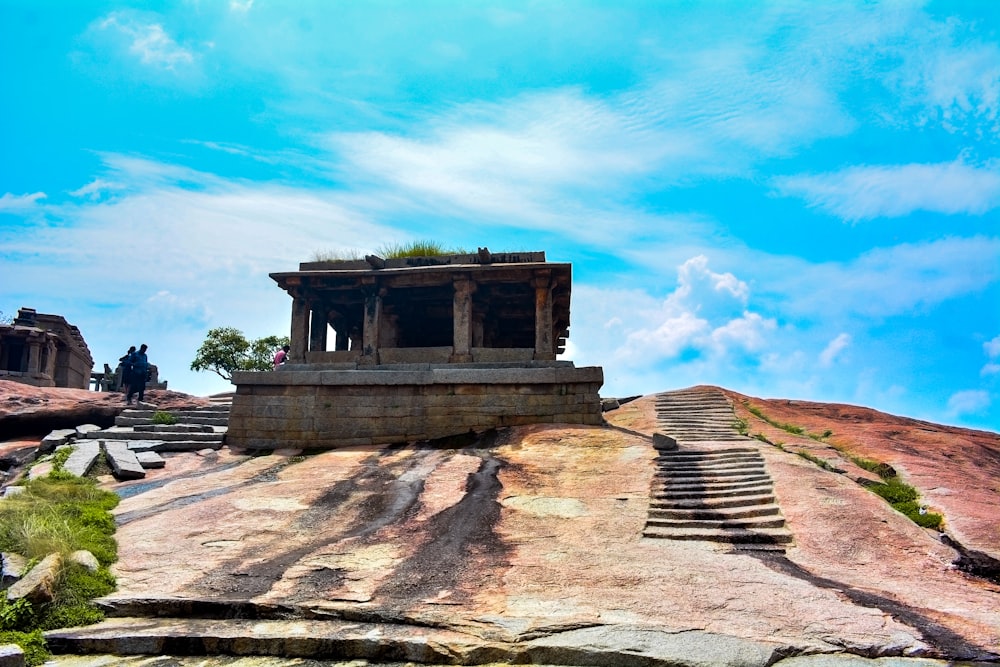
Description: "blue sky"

(1, 1), (998, 431)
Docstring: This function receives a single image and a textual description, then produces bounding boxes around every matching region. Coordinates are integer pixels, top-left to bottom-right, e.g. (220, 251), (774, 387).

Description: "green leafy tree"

(190, 327), (290, 382)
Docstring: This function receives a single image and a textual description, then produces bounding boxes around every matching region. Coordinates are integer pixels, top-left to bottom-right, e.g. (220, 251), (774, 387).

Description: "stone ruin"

(227, 249), (605, 449)
(0, 307), (93, 389)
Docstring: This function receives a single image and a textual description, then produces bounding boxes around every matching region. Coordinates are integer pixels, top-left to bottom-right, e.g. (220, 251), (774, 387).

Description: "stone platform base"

(228, 362), (604, 449)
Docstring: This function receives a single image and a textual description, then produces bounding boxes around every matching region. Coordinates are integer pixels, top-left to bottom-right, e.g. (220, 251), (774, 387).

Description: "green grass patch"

(866, 475), (943, 529)
(795, 450), (836, 471)
(376, 240), (470, 258)
(744, 403), (807, 435)
(151, 410), (177, 425)
(847, 455), (896, 480)
(0, 473), (119, 662)
(734, 417), (749, 436)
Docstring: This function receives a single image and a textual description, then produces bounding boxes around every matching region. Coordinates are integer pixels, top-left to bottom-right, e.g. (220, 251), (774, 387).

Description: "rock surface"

(0, 380), (213, 438)
(3, 383), (997, 665)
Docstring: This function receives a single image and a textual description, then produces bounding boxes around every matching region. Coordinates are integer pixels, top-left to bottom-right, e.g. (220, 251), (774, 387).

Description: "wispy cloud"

(947, 389), (990, 417)
(983, 335), (1000, 376)
(819, 333), (852, 367)
(773, 159), (1000, 221)
(0, 192), (46, 211)
(94, 11), (198, 73)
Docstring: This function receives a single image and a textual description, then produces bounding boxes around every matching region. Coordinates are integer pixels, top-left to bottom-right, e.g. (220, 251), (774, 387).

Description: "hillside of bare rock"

(2, 382), (998, 666)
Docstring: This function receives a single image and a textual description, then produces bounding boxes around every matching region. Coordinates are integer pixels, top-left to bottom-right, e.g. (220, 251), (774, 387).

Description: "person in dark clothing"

(118, 345), (135, 396)
(126, 344), (149, 405)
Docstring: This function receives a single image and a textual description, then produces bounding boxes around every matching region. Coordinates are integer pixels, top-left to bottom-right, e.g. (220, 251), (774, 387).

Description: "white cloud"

(773, 159), (1000, 221)
(69, 179), (123, 200)
(985, 335), (1000, 359)
(0, 192), (46, 210)
(819, 333), (851, 367)
(775, 236), (1000, 319)
(609, 256), (771, 367)
(229, 0), (254, 13)
(97, 12), (196, 71)
(981, 335), (1000, 376)
(947, 390), (990, 417)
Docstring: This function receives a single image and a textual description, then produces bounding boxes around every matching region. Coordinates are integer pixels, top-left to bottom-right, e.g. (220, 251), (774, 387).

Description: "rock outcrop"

(3, 383), (998, 665)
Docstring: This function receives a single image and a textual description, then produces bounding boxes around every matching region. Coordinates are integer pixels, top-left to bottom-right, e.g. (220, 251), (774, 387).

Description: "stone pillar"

(451, 277), (476, 362)
(290, 297), (310, 363)
(533, 271), (555, 361)
(360, 282), (382, 366)
(310, 307), (328, 353)
(26, 341), (41, 374)
(42, 339), (57, 378)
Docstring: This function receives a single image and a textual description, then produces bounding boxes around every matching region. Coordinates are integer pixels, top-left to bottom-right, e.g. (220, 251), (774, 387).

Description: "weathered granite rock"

(7, 552), (61, 603)
(69, 550), (100, 572)
(652, 431), (678, 450)
(1, 552), (27, 588)
(0, 380), (212, 439)
(724, 387), (1000, 573)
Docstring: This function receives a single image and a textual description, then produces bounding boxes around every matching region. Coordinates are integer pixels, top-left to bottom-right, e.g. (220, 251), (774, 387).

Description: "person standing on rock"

(118, 345), (135, 395)
(126, 344), (149, 405)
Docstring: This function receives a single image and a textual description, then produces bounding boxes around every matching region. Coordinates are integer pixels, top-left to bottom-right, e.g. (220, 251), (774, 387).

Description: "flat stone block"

(0, 643), (26, 667)
(74, 424), (102, 436)
(62, 440), (102, 477)
(103, 442), (146, 480)
(134, 451), (166, 469)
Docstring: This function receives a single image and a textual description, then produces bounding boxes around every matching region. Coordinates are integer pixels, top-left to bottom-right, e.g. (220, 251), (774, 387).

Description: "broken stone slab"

(103, 441), (146, 480)
(1, 552), (27, 588)
(134, 451), (166, 469)
(75, 423), (103, 437)
(601, 397), (621, 411)
(40, 428), (76, 452)
(2, 486), (25, 499)
(0, 643), (25, 667)
(7, 552), (61, 603)
(62, 440), (102, 477)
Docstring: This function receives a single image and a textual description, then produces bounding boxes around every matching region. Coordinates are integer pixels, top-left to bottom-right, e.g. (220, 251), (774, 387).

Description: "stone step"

(44, 616), (512, 663)
(86, 429), (224, 443)
(657, 448), (758, 457)
(646, 516), (786, 530)
(651, 493), (775, 510)
(654, 467), (765, 479)
(649, 503), (783, 521)
(642, 526), (794, 544)
(656, 475), (773, 490)
(654, 460), (764, 471)
(134, 424), (216, 433)
(125, 440), (223, 452)
(654, 484), (774, 500)
(116, 415), (229, 427)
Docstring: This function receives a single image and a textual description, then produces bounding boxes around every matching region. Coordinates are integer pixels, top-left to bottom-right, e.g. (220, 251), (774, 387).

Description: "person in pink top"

(273, 344), (290, 369)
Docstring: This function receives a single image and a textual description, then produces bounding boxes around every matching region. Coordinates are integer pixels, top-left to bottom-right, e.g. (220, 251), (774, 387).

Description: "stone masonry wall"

(227, 366), (604, 449)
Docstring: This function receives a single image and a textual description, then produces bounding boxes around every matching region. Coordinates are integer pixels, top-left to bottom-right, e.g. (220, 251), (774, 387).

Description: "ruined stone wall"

(227, 365), (604, 449)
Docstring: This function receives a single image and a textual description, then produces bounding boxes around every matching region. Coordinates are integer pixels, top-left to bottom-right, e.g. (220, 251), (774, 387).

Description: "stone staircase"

(644, 389), (792, 550)
(81, 401), (231, 479)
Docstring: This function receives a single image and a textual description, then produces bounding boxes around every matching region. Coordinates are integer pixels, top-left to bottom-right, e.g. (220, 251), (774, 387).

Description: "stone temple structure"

(228, 250), (604, 449)
(0, 307), (93, 389)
